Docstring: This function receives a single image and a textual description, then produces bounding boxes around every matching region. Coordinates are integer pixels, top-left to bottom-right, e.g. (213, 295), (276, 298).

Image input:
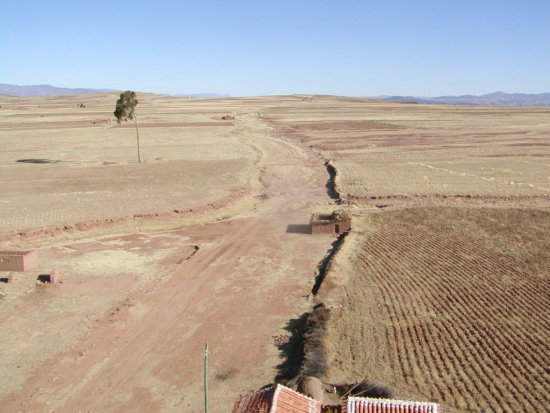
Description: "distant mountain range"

(381, 91), (550, 106)
(173, 93), (232, 98)
(0, 83), (115, 97)
(2, 84), (549, 105)
(0, 83), (231, 98)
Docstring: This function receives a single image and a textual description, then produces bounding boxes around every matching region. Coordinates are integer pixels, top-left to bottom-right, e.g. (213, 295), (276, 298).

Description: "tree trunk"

(134, 116), (141, 163)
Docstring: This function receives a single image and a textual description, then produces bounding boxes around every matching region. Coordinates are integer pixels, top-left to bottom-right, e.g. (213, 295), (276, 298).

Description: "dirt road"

(0, 111), (336, 412)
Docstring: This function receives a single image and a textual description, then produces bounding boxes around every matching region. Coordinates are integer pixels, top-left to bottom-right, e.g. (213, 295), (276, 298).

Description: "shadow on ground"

(312, 232), (348, 295)
(286, 224), (311, 234)
(275, 313), (309, 382)
(16, 159), (61, 164)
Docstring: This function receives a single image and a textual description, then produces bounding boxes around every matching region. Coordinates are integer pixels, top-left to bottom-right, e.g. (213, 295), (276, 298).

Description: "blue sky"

(1, 1), (549, 96)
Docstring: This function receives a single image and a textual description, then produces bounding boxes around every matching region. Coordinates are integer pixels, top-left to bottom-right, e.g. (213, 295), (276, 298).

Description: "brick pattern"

(344, 397), (439, 413)
(271, 385), (322, 413)
(232, 386), (275, 413)
(232, 384), (324, 413)
(232, 385), (438, 413)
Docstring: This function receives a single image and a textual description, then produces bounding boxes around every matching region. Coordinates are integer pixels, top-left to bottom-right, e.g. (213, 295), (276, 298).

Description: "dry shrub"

(335, 380), (395, 399)
(330, 209), (351, 222)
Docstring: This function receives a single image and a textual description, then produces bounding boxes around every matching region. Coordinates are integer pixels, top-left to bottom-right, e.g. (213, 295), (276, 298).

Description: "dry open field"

(263, 98), (550, 201)
(0, 93), (260, 235)
(261, 98), (550, 411)
(0, 94), (549, 412)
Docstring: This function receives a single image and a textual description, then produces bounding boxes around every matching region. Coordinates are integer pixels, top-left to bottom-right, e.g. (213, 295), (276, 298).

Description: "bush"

(330, 209), (351, 222)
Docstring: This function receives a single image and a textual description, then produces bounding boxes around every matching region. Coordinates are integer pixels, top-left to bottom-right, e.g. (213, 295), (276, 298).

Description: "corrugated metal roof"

(344, 397), (439, 413)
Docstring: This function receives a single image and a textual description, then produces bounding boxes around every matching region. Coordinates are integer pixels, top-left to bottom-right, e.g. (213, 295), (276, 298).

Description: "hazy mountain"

(173, 93), (232, 98)
(0, 83), (114, 97)
(382, 91), (550, 106)
(0, 83), (233, 98)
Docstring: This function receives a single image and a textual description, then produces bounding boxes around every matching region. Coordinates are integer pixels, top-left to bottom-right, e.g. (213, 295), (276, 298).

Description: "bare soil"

(1, 94), (549, 412)
(262, 100), (550, 201)
(318, 207), (550, 412)
(0, 94), (336, 412)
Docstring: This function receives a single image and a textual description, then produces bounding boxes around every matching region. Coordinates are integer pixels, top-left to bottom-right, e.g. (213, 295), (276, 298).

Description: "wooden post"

(204, 342), (209, 413)
(134, 116), (141, 163)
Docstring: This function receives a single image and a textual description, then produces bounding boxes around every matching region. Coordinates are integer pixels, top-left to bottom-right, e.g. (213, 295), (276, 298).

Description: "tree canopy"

(114, 91), (142, 162)
(114, 91), (138, 123)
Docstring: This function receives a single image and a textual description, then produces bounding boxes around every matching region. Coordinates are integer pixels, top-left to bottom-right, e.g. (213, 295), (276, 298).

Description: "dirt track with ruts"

(0, 94), (337, 411)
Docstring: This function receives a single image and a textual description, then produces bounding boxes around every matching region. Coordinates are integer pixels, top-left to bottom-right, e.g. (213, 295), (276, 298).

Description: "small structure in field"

(0, 250), (38, 272)
(0, 273), (15, 283)
(311, 209), (352, 235)
(37, 268), (59, 284)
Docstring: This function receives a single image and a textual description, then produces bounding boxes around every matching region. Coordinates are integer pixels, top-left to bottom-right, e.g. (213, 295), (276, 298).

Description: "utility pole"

(204, 342), (209, 413)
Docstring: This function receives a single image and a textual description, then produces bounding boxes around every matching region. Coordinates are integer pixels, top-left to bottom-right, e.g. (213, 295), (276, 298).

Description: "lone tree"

(114, 91), (141, 163)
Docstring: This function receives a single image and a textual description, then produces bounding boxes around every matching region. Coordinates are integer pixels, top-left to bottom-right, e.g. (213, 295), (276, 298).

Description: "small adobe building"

(0, 250), (37, 271)
(311, 210), (352, 235)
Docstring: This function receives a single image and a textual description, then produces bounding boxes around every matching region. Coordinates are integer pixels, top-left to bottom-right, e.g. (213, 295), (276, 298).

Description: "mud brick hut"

(311, 210), (352, 235)
(0, 250), (37, 271)
(232, 383), (440, 413)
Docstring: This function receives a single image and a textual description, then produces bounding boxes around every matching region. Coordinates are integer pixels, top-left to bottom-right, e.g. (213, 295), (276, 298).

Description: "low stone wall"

(311, 222), (338, 234)
(311, 214), (351, 235)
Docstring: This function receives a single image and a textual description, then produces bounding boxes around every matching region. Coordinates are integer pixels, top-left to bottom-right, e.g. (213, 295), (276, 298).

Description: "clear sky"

(1, 0), (549, 97)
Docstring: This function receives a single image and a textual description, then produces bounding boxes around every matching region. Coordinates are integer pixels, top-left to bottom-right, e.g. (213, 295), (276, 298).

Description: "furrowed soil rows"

(323, 207), (550, 412)
(263, 100), (550, 200)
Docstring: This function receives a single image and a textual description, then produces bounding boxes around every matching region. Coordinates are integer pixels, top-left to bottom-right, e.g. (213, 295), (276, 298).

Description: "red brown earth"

(0, 94), (338, 412)
(1, 94), (549, 412)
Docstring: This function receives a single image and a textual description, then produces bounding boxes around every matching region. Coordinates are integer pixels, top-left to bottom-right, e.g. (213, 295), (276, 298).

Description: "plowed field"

(264, 100), (550, 201)
(2, 94), (550, 411)
(323, 207), (550, 412)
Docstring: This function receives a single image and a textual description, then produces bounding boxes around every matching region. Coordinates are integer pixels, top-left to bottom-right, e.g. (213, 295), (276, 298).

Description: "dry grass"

(264, 99), (550, 200)
(263, 98), (549, 411)
(2, 94), (550, 411)
(0, 93), (261, 234)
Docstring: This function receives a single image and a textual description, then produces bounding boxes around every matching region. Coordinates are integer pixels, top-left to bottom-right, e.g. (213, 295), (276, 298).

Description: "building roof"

(271, 384), (322, 413)
(233, 385), (438, 413)
(232, 385), (275, 413)
(344, 397), (439, 413)
(232, 384), (325, 413)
